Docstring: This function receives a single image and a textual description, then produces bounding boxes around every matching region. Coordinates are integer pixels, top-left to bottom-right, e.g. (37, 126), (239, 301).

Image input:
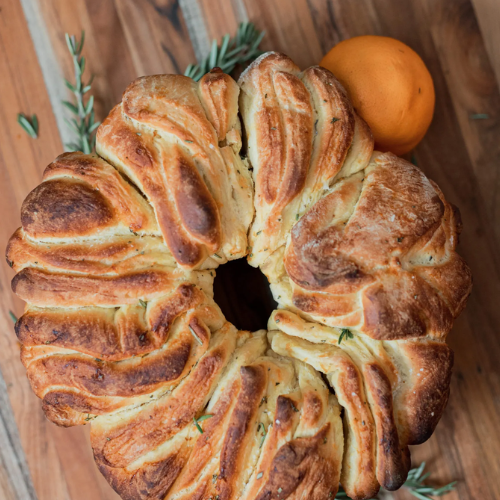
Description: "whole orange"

(320, 36), (435, 155)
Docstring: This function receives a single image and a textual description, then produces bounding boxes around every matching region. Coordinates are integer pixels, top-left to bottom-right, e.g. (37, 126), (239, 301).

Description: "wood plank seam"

(231, 0), (249, 23)
(18, 0), (71, 146)
(0, 365), (38, 500)
(178, 0), (211, 62)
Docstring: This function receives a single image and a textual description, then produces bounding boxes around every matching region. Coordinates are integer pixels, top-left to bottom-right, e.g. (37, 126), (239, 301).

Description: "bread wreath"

(7, 53), (471, 500)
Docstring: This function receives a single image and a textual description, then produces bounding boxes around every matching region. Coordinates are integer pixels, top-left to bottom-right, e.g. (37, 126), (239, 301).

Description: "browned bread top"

(239, 52), (374, 268)
(269, 310), (453, 498)
(97, 70), (254, 269)
(7, 54), (472, 500)
(239, 53), (471, 342)
(20, 152), (160, 240)
(282, 152), (472, 340)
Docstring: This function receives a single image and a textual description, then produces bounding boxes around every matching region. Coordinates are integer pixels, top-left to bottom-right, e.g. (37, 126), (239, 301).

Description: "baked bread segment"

(92, 329), (343, 500)
(7, 229), (177, 276)
(269, 309), (452, 499)
(17, 276), (223, 426)
(18, 151), (160, 240)
(238, 52), (373, 268)
(6, 55), (472, 500)
(97, 70), (253, 269)
(270, 152), (472, 341)
(6, 151), (176, 279)
(239, 53), (470, 342)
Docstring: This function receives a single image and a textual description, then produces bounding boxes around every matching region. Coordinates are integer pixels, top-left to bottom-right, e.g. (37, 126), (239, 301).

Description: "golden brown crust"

(282, 152), (472, 340)
(390, 340), (454, 445)
(253, 425), (338, 500)
(98, 451), (189, 500)
(239, 53), (373, 268)
(20, 152), (159, 241)
(22, 178), (113, 236)
(89, 333), (343, 500)
(363, 363), (407, 490)
(268, 308), (454, 498)
(199, 68), (241, 140)
(11, 266), (205, 307)
(96, 71), (253, 269)
(7, 53), (471, 500)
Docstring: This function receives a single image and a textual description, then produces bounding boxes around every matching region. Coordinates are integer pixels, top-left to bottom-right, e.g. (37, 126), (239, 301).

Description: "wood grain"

(115, 0), (196, 77)
(0, 1), (499, 499)
(0, 0), (65, 498)
(178, 0), (211, 60)
(243, 0), (324, 68)
(470, 0), (500, 87)
(0, 369), (37, 500)
(197, 0), (241, 39)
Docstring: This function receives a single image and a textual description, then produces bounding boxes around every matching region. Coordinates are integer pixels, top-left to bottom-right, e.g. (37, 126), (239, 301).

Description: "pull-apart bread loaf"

(7, 53), (471, 500)
(240, 53), (471, 498)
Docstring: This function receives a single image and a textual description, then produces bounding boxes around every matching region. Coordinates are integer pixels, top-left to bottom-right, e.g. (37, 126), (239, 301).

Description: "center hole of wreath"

(213, 259), (278, 332)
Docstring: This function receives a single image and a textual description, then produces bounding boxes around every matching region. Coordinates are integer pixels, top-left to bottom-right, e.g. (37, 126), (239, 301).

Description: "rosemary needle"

(338, 328), (353, 345)
(257, 422), (267, 448)
(188, 325), (203, 345)
(193, 414), (213, 434)
(17, 113), (38, 138)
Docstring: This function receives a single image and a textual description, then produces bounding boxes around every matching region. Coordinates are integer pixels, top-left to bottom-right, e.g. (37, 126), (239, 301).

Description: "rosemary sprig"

(193, 414), (213, 434)
(63, 31), (100, 153)
(335, 462), (456, 499)
(17, 113), (39, 138)
(338, 328), (353, 345)
(184, 22), (265, 82)
(403, 462), (456, 499)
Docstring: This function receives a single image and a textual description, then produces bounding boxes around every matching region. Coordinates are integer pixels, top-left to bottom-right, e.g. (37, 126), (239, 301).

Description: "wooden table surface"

(0, 1), (499, 499)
